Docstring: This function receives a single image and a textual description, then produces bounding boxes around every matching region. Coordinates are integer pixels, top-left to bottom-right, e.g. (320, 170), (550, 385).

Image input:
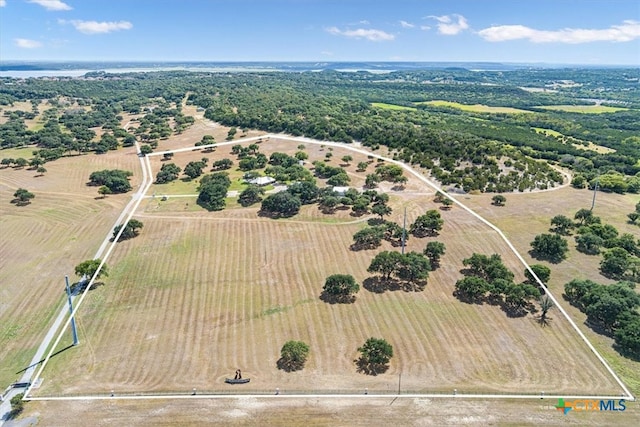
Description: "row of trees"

(455, 253), (542, 316)
(545, 208), (640, 281)
(88, 169), (132, 193)
(278, 337), (393, 375)
(564, 279), (640, 358)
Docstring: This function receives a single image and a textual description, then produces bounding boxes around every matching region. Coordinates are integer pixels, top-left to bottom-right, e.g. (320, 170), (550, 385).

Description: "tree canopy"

(530, 233), (569, 263)
(278, 340), (310, 372)
(356, 337), (393, 375)
(322, 274), (359, 303)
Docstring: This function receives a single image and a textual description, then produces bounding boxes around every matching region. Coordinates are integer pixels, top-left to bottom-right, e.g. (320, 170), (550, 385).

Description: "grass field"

(28, 138), (625, 399)
(4, 117), (638, 423)
(535, 105), (628, 113)
(0, 148), (141, 386)
(462, 187), (640, 396)
(532, 127), (616, 154)
(20, 396), (640, 426)
(371, 102), (417, 111)
(418, 100), (532, 114)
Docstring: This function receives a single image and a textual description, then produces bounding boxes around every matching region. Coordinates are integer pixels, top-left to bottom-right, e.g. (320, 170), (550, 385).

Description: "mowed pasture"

(20, 396), (640, 427)
(0, 148), (141, 387)
(462, 187), (640, 394)
(535, 104), (629, 113)
(33, 138), (623, 397)
(418, 100), (532, 114)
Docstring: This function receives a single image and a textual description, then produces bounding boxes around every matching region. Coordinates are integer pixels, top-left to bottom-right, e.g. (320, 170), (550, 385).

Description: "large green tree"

(530, 233), (569, 263)
(356, 337), (393, 375)
(352, 227), (384, 250)
(12, 188), (35, 205)
(410, 210), (443, 237)
(260, 191), (301, 217)
(197, 172), (231, 211)
(238, 184), (265, 207)
(75, 259), (108, 280)
(423, 241), (446, 268)
(278, 340), (310, 372)
(550, 215), (574, 235)
(89, 169), (132, 193)
(112, 219), (144, 240)
(322, 274), (359, 303)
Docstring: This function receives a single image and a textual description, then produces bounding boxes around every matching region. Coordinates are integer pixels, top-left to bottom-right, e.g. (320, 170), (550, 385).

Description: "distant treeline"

(1, 68), (638, 193)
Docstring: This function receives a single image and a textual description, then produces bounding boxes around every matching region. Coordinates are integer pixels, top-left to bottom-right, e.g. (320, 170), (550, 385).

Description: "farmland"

(2, 65), (639, 424)
(418, 100), (532, 114)
(26, 136), (625, 398)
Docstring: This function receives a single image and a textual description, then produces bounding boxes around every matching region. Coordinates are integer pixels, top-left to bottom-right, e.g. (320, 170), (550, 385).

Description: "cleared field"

(20, 396), (640, 426)
(371, 102), (417, 111)
(0, 186), (130, 387)
(32, 139), (623, 397)
(0, 143), (144, 386)
(532, 127), (616, 154)
(462, 187), (640, 395)
(418, 100), (532, 114)
(535, 105), (628, 113)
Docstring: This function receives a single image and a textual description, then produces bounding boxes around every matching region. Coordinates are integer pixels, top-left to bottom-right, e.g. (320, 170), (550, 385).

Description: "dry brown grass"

(0, 183), (135, 386)
(31, 139), (623, 399)
(462, 187), (640, 395)
(3, 124), (638, 424)
(22, 396), (640, 426)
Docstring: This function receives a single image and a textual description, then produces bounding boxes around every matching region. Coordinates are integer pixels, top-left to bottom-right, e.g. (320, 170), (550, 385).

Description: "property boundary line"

(23, 133), (635, 403)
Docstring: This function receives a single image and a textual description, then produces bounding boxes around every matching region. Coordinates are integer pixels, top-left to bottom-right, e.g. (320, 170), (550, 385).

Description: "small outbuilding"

(332, 186), (350, 195)
(246, 176), (276, 186)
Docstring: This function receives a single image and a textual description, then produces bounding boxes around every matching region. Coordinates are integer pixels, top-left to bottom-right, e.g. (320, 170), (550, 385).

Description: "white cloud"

(478, 20), (640, 43)
(359, 20), (370, 25)
(326, 27), (395, 41)
(0, 1), (6, 8)
(61, 19), (133, 34)
(28, 0), (72, 11)
(15, 38), (42, 48)
(399, 20), (414, 29)
(420, 25), (431, 31)
(321, 50), (333, 56)
(428, 14), (469, 35)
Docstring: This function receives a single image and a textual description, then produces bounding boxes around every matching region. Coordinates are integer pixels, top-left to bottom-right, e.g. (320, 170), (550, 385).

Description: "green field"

(371, 102), (417, 111)
(535, 105), (628, 113)
(419, 100), (532, 114)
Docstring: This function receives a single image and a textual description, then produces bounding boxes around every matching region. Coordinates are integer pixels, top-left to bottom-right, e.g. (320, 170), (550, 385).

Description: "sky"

(0, 0), (639, 65)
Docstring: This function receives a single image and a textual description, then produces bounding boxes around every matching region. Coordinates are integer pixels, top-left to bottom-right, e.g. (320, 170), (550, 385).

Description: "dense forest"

(1, 67), (639, 193)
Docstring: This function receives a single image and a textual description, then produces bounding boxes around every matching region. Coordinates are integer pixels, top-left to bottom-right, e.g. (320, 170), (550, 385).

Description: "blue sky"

(1, 0), (639, 64)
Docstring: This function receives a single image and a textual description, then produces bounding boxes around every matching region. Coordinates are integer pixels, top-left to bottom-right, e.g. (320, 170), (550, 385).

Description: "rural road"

(2, 132), (631, 423)
(0, 142), (152, 425)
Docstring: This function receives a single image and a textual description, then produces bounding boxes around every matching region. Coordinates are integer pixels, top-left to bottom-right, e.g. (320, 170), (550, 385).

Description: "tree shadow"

(363, 276), (399, 293)
(367, 218), (385, 226)
(317, 205), (337, 215)
(452, 289), (484, 305)
(355, 357), (389, 376)
(536, 315), (552, 327)
(10, 199), (31, 206)
(349, 242), (380, 252)
(500, 303), (529, 318)
(319, 291), (356, 304)
(528, 249), (564, 264)
(276, 357), (304, 372)
(70, 280), (104, 295)
(612, 343), (640, 362)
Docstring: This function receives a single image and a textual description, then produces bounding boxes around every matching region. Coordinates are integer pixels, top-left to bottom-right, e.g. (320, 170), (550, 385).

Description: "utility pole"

(65, 276), (79, 346)
(590, 178), (599, 211)
(401, 207), (407, 255)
